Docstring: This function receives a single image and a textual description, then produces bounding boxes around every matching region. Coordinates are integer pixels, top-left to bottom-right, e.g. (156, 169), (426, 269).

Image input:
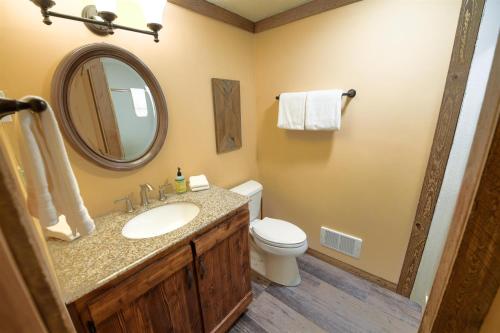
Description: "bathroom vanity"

(48, 187), (251, 333)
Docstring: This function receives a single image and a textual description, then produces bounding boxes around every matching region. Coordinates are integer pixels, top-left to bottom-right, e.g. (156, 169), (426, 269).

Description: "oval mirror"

(52, 44), (167, 170)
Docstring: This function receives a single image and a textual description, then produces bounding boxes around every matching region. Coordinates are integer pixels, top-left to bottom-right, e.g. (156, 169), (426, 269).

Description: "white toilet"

(231, 180), (308, 286)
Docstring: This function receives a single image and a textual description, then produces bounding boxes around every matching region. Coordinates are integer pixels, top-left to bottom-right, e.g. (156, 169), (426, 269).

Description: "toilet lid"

(252, 217), (307, 247)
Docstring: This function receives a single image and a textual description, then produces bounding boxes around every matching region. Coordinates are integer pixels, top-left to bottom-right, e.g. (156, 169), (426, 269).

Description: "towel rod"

(0, 97), (48, 120)
(276, 89), (356, 100)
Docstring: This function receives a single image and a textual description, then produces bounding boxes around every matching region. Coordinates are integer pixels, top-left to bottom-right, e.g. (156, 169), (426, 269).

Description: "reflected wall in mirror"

(52, 44), (168, 170)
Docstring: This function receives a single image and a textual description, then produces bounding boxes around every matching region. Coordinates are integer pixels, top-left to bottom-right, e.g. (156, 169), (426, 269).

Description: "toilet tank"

(230, 180), (263, 222)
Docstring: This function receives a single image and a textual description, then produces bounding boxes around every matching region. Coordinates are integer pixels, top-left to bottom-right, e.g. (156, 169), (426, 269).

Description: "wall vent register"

(320, 226), (362, 258)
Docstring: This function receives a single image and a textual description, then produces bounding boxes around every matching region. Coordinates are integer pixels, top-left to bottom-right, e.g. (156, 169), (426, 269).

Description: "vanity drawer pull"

(186, 266), (193, 289)
(199, 256), (206, 279)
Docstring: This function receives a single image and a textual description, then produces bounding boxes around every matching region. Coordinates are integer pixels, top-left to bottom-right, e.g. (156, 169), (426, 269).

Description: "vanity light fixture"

(141, 0), (167, 37)
(31, 0), (166, 43)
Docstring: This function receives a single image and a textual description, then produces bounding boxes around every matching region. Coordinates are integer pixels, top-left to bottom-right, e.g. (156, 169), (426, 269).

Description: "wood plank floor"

(230, 254), (422, 333)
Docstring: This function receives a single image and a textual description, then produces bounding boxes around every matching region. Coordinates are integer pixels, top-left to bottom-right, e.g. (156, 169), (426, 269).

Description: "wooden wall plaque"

(211, 78), (242, 154)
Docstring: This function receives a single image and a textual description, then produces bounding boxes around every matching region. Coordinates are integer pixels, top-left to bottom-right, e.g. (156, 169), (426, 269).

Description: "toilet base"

(250, 240), (302, 287)
(265, 253), (301, 286)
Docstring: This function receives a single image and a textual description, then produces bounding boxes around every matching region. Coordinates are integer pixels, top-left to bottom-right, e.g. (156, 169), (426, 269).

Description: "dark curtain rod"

(276, 89), (356, 100)
(0, 98), (48, 120)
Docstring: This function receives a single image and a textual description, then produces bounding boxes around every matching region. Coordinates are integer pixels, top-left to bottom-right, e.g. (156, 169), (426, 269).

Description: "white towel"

(16, 96), (95, 237)
(189, 175), (210, 191)
(191, 185), (210, 192)
(277, 92), (307, 130)
(44, 216), (81, 241)
(305, 90), (342, 131)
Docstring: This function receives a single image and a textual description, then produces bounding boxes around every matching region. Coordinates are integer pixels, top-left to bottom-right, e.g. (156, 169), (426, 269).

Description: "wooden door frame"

(397, 0), (486, 296)
(420, 31), (500, 332)
(0, 142), (75, 332)
(0, 226), (47, 333)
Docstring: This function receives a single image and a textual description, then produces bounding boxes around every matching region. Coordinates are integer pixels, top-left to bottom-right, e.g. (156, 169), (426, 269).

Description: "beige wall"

(254, 0), (461, 283)
(0, 0), (258, 217)
(1, 0), (462, 284)
(481, 289), (500, 333)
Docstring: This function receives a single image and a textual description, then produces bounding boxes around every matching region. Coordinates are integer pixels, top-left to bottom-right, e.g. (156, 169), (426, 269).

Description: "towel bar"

(276, 89), (356, 100)
(0, 97), (47, 120)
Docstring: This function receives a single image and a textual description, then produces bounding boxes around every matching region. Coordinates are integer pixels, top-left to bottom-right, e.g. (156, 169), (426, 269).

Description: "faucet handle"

(140, 183), (154, 191)
(160, 179), (172, 189)
(158, 180), (172, 201)
(114, 195), (135, 213)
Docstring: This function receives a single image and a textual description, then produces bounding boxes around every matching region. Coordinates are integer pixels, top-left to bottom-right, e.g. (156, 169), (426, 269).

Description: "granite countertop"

(47, 186), (248, 304)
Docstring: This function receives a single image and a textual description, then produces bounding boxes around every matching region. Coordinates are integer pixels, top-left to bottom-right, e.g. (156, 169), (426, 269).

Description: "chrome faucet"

(114, 195), (135, 213)
(140, 183), (154, 207)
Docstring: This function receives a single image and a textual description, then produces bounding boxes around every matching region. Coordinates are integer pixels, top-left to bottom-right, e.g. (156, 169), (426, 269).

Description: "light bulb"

(142, 0), (166, 25)
(95, 0), (117, 14)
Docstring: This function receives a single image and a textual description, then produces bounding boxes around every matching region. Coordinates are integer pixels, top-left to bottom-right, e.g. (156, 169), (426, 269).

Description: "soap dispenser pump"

(175, 167), (187, 194)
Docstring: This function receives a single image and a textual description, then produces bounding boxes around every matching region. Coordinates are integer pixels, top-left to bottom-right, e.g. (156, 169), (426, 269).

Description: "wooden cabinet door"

(193, 209), (252, 333)
(85, 246), (202, 333)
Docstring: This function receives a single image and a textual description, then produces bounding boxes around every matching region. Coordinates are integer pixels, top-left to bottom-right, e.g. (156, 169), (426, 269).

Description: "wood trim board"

(306, 248), (397, 292)
(254, 0), (362, 33)
(0, 228), (48, 333)
(396, 0), (486, 297)
(167, 0), (255, 33)
(168, 0), (362, 33)
(419, 30), (500, 333)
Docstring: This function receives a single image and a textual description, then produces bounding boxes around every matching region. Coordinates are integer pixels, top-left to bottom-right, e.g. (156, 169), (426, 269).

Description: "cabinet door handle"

(87, 321), (96, 333)
(186, 266), (193, 289)
(199, 256), (206, 279)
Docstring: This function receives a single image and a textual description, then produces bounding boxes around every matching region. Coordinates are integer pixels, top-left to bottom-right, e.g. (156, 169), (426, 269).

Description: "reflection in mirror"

(68, 57), (157, 161)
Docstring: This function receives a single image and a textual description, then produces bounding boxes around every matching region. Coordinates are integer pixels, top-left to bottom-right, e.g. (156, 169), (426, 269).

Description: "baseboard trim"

(306, 248), (397, 292)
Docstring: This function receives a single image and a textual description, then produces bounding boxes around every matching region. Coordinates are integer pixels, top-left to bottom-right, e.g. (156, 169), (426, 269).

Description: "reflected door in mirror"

(68, 57), (158, 162)
(69, 58), (124, 159)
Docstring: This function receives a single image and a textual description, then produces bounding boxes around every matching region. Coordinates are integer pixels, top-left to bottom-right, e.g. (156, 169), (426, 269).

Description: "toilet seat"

(252, 217), (307, 249)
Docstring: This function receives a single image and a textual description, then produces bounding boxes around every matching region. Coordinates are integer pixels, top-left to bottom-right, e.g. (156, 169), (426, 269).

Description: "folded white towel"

(191, 185), (210, 192)
(277, 92), (307, 130)
(16, 96), (95, 237)
(305, 90), (342, 131)
(189, 175), (210, 191)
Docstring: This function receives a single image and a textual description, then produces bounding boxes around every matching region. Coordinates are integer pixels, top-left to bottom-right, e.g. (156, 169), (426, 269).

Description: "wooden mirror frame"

(52, 43), (168, 171)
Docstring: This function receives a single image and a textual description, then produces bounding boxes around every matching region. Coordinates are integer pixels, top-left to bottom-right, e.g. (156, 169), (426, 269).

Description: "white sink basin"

(122, 202), (200, 239)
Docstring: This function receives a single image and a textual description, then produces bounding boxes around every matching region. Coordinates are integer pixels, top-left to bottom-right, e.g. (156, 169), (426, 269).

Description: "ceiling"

(206, 0), (313, 22)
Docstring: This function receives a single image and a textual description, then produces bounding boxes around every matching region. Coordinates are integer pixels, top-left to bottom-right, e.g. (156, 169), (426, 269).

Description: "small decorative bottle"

(175, 167), (187, 194)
